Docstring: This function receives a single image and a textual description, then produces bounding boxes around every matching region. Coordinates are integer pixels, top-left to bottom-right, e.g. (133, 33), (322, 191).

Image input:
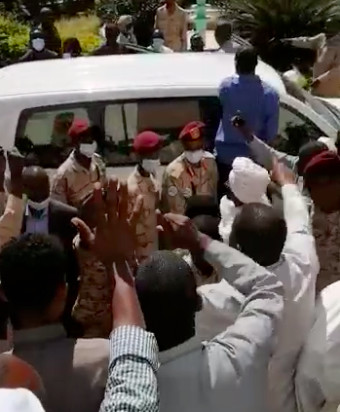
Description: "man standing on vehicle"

(155, 0), (188, 52)
(215, 46), (279, 196)
(18, 29), (58, 63)
(162, 121), (218, 214)
(51, 119), (106, 209)
(127, 131), (162, 262)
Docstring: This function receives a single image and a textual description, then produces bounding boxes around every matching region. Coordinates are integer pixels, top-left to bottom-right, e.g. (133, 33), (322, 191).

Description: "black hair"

(135, 250), (198, 351)
(235, 46), (258, 74)
(214, 18), (232, 47)
(63, 37), (82, 55)
(0, 234), (66, 316)
(297, 140), (328, 175)
(231, 203), (287, 267)
(185, 195), (220, 219)
(191, 215), (221, 241)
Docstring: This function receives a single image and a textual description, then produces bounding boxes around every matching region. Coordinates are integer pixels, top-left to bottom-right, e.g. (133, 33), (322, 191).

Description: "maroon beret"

(68, 119), (90, 142)
(304, 150), (340, 176)
(133, 131), (162, 154)
(179, 121), (205, 141)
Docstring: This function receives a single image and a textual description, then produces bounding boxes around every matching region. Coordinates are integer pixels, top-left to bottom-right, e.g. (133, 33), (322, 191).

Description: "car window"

(275, 102), (324, 155)
(16, 97), (219, 168)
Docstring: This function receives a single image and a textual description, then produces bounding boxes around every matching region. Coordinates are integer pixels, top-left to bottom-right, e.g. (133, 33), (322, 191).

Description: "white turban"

(318, 136), (337, 153)
(229, 157), (270, 205)
(0, 389), (45, 412)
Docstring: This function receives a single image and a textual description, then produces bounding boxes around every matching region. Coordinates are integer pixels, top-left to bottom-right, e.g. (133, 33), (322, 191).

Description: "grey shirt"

(158, 240), (284, 412)
(10, 324), (109, 412)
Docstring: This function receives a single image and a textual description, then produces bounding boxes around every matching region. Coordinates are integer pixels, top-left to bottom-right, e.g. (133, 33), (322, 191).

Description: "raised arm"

(0, 151), (25, 249)
(72, 179), (159, 412)
(271, 159), (319, 275)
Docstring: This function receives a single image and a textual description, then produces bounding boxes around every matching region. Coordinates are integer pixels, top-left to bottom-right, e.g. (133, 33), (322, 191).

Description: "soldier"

(18, 29), (58, 63)
(51, 119), (106, 209)
(155, 0), (188, 51)
(127, 131), (162, 262)
(162, 121), (218, 214)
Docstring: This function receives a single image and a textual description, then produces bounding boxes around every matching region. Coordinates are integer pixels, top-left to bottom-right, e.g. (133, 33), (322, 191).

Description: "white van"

(0, 52), (337, 168)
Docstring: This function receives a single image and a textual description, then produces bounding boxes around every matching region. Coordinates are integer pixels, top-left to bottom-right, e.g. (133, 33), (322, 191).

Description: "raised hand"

(72, 178), (142, 268)
(271, 156), (296, 186)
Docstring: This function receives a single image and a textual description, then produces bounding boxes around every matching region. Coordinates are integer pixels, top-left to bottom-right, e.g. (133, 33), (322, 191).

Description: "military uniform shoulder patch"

(168, 186), (178, 197)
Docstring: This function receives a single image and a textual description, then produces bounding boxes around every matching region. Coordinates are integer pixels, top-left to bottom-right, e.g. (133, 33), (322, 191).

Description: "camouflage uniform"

(51, 151), (106, 209)
(72, 235), (113, 338)
(161, 152), (218, 215)
(313, 207), (340, 292)
(127, 167), (159, 262)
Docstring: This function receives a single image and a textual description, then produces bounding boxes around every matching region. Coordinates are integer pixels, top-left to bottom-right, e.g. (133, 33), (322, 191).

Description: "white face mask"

(63, 53), (71, 59)
(153, 38), (164, 50)
(79, 142), (97, 158)
(32, 38), (45, 52)
(184, 150), (204, 164)
(142, 159), (160, 174)
(27, 198), (49, 211)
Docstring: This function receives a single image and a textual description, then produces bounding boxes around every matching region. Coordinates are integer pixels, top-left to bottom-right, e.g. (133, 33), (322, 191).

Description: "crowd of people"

(0, 38), (340, 412)
(2, 1), (340, 409)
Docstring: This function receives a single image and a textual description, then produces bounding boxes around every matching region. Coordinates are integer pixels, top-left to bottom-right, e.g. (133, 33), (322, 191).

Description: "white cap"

(229, 157), (270, 204)
(318, 136), (337, 153)
(0, 388), (45, 412)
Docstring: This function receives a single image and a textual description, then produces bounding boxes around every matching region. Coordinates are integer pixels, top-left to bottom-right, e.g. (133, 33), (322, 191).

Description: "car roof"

(0, 52), (286, 98)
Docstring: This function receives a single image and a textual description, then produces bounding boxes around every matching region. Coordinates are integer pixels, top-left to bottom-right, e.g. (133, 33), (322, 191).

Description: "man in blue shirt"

(215, 46), (279, 195)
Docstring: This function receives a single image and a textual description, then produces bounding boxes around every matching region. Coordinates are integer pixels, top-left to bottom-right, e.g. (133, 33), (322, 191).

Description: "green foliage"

(0, 12), (29, 62)
(95, 0), (160, 20)
(227, 0), (340, 70)
(55, 14), (101, 54)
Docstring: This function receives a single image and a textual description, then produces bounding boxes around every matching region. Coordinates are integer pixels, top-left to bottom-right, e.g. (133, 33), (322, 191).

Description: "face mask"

(153, 39), (164, 50)
(184, 150), (204, 164)
(142, 159), (160, 174)
(63, 53), (71, 59)
(79, 142), (97, 158)
(27, 198), (49, 211)
(32, 38), (45, 52)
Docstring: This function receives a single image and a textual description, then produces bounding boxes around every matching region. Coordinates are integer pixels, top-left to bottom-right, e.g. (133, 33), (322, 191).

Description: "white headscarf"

(0, 389), (45, 412)
(219, 157), (270, 243)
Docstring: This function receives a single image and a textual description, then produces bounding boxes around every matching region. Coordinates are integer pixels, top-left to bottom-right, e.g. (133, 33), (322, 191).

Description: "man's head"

(297, 140), (329, 175)
(40, 7), (54, 25)
(179, 121), (205, 164)
(68, 119), (97, 158)
(105, 23), (120, 45)
(133, 131), (162, 174)
(228, 157), (270, 205)
(190, 33), (204, 52)
(0, 234), (67, 328)
(230, 203), (287, 267)
(63, 37), (82, 57)
(190, 215), (221, 277)
(117, 15), (134, 34)
(235, 46), (258, 75)
(214, 18), (232, 47)
(135, 250), (199, 351)
(304, 151), (340, 213)
(22, 166), (50, 206)
(30, 29), (45, 53)
(185, 195), (219, 219)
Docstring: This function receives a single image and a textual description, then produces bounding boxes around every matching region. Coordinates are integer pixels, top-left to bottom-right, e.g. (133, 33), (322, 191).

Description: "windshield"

(313, 99), (340, 130)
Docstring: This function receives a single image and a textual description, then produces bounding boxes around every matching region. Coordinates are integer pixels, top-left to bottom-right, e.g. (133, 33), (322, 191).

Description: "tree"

(227, 0), (340, 70)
